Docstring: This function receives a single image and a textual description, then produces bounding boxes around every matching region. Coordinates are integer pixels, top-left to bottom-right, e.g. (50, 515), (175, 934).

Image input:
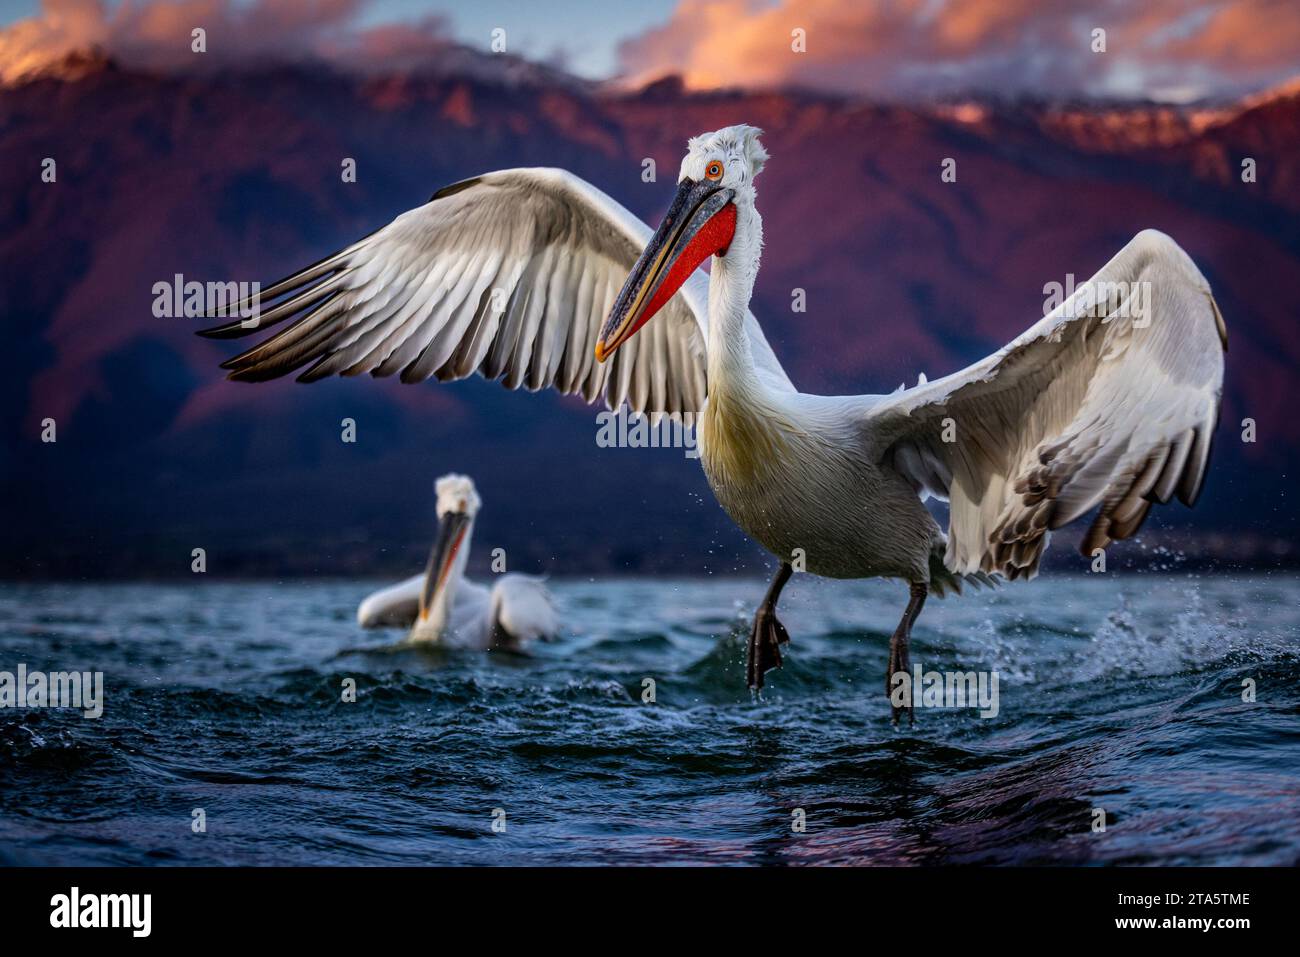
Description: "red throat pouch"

(638, 203), (737, 328)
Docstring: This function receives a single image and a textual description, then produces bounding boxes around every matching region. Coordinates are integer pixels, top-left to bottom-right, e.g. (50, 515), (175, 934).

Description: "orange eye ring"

(705, 160), (724, 181)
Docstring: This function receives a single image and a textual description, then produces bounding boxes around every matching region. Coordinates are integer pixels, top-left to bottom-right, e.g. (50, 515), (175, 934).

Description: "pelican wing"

(491, 575), (559, 644)
(866, 230), (1227, 579)
(356, 573), (423, 628)
(201, 168), (791, 413)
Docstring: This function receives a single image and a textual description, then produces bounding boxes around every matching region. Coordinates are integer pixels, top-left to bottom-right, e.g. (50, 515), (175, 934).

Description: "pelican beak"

(596, 178), (736, 362)
(418, 510), (471, 621)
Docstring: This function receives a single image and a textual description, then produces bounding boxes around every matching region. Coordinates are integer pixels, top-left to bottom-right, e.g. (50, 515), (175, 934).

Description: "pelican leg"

(747, 562), (793, 690)
(886, 582), (928, 724)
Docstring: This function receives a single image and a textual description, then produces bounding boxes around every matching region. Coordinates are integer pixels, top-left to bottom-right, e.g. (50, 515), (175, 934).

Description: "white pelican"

(202, 125), (1226, 718)
(355, 474), (557, 648)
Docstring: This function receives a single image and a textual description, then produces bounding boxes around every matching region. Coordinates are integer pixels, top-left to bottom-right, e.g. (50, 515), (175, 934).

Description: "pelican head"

(596, 124), (767, 362)
(418, 473), (482, 623)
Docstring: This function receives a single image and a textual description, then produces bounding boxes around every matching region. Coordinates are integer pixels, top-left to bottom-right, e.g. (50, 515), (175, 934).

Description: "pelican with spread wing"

(202, 125), (1226, 719)
(356, 474), (557, 649)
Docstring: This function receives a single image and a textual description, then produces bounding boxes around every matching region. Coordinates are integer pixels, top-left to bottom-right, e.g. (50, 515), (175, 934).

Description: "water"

(1, 574), (1297, 866)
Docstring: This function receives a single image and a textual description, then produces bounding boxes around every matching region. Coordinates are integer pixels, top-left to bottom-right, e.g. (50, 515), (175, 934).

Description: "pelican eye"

(705, 160), (724, 182)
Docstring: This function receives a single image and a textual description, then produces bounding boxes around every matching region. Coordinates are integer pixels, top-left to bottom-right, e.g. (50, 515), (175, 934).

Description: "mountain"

(2, 56), (1296, 578)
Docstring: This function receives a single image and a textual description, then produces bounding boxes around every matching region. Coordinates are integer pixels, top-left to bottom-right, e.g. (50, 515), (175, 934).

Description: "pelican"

(201, 125), (1226, 718)
(355, 474), (558, 648)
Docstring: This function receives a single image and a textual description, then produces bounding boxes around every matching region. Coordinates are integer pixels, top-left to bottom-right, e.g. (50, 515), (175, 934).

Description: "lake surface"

(1, 574), (1297, 865)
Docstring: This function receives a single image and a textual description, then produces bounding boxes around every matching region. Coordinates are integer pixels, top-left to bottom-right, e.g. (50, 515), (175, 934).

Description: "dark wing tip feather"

(226, 366), (267, 383)
(1208, 294), (1228, 353)
(1177, 413), (1220, 508)
(430, 176), (483, 202)
(226, 357), (316, 383)
(197, 322), (246, 340)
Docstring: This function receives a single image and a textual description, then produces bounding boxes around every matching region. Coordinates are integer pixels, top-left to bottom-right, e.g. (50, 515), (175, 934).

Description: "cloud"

(0, 0), (453, 83)
(5, 0), (1298, 100)
(617, 0), (1300, 101)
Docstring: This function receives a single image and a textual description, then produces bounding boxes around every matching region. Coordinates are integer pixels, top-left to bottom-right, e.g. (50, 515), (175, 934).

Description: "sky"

(1, 0), (1298, 100)
(0, 0), (678, 77)
(351, 0), (672, 76)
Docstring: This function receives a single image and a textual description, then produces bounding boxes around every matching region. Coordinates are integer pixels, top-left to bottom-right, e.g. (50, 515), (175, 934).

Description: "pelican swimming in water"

(356, 474), (557, 648)
(202, 125), (1226, 718)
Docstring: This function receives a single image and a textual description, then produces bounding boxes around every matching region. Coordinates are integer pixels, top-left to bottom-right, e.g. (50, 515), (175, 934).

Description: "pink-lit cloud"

(617, 0), (1300, 101)
(0, 0), (452, 83)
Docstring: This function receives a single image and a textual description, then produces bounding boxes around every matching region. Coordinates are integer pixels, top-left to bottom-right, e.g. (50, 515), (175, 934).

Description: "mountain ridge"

(3, 58), (1295, 577)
